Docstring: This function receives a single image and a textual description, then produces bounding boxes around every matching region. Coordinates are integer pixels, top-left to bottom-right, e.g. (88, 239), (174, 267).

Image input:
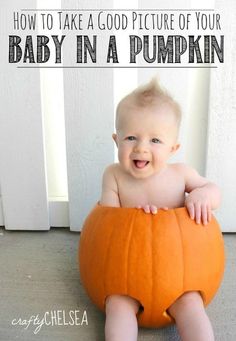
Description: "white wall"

(0, 0), (235, 231)
(62, 0), (115, 230)
(37, 0), (68, 201)
(0, 0), (49, 230)
(206, 0), (236, 231)
(185, 69), (211, 175)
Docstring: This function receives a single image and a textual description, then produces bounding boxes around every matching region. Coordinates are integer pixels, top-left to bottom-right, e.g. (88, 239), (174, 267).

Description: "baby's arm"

(100, 165), (121, 207)
(179, 164), (221, 225)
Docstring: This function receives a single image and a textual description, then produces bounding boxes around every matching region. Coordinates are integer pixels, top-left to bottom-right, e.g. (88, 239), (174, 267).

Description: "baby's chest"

(118, 175), (186, 208)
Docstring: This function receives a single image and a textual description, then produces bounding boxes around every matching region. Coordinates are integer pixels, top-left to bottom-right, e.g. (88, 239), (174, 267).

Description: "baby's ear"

(171, 143), (180, 153)
(112, 133), (118, 147)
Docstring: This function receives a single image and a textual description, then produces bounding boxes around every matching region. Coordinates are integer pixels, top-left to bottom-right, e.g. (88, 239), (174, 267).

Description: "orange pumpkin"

(78, 203), (225, 328)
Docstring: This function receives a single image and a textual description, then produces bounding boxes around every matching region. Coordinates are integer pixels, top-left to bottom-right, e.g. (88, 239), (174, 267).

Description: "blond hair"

(116, 77), (181, 131)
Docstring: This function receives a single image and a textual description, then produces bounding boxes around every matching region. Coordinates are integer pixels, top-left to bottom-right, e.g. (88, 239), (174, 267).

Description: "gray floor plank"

(0, 228), (235, 341)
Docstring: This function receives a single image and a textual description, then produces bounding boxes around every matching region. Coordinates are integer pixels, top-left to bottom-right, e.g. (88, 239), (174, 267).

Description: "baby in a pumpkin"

(100, 78), (221, 341)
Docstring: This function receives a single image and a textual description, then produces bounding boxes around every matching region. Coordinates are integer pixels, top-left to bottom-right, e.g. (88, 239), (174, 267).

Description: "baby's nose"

(133, 141), (148, 153)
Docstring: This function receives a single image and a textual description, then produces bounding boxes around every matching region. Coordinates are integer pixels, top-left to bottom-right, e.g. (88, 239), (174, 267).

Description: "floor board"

(0, 227), (235, 340)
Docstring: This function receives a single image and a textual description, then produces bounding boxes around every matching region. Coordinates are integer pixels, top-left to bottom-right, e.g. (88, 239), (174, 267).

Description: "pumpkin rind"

(78, 204), (225, 327)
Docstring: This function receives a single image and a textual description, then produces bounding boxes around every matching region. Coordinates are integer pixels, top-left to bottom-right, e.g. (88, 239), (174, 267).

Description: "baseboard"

(0, 196), (4, 226)
(49, 198), (70, 227)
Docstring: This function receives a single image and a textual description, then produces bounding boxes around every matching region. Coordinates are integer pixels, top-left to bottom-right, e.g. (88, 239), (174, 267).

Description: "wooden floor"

(0, 227), (235, 341)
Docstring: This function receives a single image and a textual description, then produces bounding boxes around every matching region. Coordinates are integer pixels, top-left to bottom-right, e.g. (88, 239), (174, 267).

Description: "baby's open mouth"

(133, 160), (150, 169)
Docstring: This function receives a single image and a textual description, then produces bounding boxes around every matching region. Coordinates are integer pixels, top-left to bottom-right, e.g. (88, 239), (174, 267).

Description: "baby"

(100, 78), (220, 341)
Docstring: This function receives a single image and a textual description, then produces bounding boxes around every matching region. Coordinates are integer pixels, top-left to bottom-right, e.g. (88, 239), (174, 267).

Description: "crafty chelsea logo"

(11, 309), (88, 334)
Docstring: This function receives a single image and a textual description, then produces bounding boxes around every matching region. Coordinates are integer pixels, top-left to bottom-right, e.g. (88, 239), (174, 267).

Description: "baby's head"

(115, 78), (181, 140)
(113, 78), (181, 178)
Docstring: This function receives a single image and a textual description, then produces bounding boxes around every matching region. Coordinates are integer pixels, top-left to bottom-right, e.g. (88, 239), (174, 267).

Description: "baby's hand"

(185, 188), (212, 225)
(136, 205), (168, 215)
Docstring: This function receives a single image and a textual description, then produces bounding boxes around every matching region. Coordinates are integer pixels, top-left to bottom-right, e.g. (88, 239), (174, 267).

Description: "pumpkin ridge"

(82, 206), (104, 284)
(126, 210), (137, 295)
(173, 209), (185, 295)
(99, 208), (114, 306)
(150, 213), (154, 323)
(103, 210), (117, 301)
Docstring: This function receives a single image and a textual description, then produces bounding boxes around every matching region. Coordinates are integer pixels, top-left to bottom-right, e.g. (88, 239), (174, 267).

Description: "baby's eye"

(126, 136), (136, 141)
(151, 138), (161, 144)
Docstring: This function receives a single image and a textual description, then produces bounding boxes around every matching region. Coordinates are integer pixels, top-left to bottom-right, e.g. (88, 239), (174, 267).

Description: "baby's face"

(113, 103), (180, 179)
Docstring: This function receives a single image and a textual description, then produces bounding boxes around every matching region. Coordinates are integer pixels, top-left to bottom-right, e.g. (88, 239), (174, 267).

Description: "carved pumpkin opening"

(104, 294), (144, 313)
(162, 310), (174, 323)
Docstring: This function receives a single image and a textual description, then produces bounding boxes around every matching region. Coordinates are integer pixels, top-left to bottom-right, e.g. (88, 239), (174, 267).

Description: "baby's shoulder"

(103, 163), (121, 176)
(102, 163), (123, 182)
(168, 162), (197, 176)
